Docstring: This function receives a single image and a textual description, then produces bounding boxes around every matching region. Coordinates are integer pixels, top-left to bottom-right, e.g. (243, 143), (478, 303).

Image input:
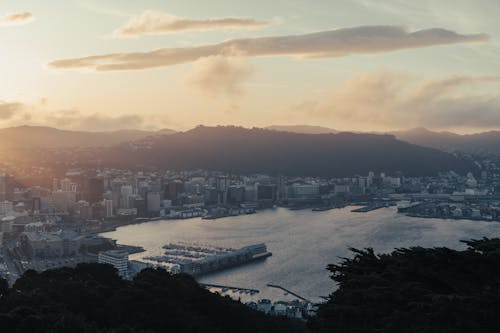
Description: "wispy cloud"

(0, 12), (33, 26)
(0, 102), (170, 131)
(49, 25), (488, 71)
(113, 10), (271, 37)
(298, 72), (500, 131)
(186, 56), (253, 97)
(0, 102), (24, 119)
(43, 109), (144, 131)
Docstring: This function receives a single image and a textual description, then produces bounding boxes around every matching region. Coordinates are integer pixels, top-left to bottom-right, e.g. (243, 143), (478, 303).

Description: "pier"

(200, 283), (259, 294)
(266, 284), (312, 303)
(145, 243), (272, 276)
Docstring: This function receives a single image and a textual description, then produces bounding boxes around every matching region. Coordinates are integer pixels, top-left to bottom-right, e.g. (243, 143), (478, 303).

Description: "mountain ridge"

(98, 125), (475, 177)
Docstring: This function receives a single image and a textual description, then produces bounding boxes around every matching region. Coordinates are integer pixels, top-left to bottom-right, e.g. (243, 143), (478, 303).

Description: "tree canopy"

(309, 237), (500, 333)
(0, 263), (305, 333)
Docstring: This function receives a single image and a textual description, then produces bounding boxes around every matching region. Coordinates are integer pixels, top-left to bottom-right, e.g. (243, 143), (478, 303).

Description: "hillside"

(0, 126), (176, 148)
(101, 126), (475, 176)
(393, 127), (500, 155)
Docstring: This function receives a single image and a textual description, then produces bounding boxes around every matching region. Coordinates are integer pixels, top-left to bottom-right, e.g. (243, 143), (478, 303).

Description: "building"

(120, 185), (134, 209)
(87, 177), (104, 204)
(60, 178), (72, 192)
(98, 250), (129, 278)
(0, 174), (13, 201)
(146, 192), (161, 214)
(104, 199), (113, 218)
(0, 201), (13, 216)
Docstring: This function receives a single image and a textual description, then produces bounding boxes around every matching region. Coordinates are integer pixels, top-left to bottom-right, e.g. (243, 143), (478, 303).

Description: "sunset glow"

(1, 0), (499, 133)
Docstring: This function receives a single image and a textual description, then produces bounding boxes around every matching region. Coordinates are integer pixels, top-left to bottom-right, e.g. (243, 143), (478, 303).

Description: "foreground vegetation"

(0, 265), (304, 332)
(2, 238), (500, 332)
(310, 238), (500, 332)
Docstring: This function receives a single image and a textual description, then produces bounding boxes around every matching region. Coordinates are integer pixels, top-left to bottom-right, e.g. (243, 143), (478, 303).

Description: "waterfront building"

(98, 250), (129, 277)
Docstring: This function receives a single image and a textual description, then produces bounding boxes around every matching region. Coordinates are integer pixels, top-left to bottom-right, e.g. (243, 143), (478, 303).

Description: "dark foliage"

(309, 237), (500, 333)
(0, 263), (305, 333)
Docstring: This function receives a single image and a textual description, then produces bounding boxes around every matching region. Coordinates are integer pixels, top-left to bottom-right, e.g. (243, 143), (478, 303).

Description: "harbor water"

(101, 206), (500, 302)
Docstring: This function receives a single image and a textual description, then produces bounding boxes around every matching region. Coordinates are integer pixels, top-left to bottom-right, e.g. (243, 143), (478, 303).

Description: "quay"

(200, 283), (259, 294)
(145, 243), (272, 277)
(267, 284), (312, 303)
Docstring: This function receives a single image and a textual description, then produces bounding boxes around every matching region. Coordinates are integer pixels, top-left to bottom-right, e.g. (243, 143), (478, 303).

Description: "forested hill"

(101, 126), (475, 177)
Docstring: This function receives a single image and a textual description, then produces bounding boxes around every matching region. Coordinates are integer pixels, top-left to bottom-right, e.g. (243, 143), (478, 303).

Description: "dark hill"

(102, 126), (475, 176)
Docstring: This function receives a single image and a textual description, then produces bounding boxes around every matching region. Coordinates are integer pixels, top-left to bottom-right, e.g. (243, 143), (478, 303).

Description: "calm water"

(101, 206), (500, 302)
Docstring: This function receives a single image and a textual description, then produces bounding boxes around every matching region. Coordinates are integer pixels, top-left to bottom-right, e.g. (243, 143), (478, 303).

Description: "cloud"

(186, 55), (253, 97)
(43, 110), (145, 131)
(0, 12), (33, 26)
(113, 10), (270, 37)
(49, 25), (488, 71)
(0, 102), (24, 119)
(299, 72), (500, 130)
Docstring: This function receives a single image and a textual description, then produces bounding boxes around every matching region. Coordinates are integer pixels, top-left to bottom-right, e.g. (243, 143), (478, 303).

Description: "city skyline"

(1, 0), (500, 133)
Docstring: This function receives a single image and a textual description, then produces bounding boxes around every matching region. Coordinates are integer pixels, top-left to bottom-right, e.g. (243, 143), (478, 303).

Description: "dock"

(200, 283), (259, 294)
(351, 202), (396, 213)
(145, 243), (272, 277)
(266, 284), (312, 303)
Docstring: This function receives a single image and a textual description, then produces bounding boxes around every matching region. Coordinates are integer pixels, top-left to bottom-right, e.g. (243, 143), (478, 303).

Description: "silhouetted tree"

(309, 238), (500, 333)
(0, 278), (7, 297)
(0, 264), (305, 333)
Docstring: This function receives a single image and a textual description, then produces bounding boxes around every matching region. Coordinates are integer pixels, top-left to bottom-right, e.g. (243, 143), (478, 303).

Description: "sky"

(1, 0), (500, 133)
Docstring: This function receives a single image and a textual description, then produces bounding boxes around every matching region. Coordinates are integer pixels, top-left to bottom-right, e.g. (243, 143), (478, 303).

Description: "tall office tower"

(164, 181), (184, 205)
(120, 185), (134, 208)
(146, 192), (161, 214)
(0, 174), (13, 201)
(104, 199), (113, 218)
(87, 177), (104, 204)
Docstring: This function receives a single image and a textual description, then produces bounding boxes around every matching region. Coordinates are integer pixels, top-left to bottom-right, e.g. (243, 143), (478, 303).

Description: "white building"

(98, 250), (129, 278)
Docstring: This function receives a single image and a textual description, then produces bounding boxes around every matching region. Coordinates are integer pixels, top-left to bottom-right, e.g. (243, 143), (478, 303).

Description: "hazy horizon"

(0, 123), (497, 136)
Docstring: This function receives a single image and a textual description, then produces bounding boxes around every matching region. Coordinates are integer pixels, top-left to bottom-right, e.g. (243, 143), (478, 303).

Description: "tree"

(309, 238), (500, 333)
(0, 278), (7, 297)
(0, 264), (305, 333)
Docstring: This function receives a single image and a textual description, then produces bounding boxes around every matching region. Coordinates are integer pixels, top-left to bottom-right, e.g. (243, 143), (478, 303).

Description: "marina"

(145, 242), (272, 276)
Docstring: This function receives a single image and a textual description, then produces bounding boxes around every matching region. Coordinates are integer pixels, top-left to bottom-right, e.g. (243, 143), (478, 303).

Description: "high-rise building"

(104, 199), (113, 218)
(146, 192), (161, 214)
(120, 185), (134, 209)
(87, 178), (104, 204)
(164, 181), (184, 205)
(0, 174), (13, 201)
